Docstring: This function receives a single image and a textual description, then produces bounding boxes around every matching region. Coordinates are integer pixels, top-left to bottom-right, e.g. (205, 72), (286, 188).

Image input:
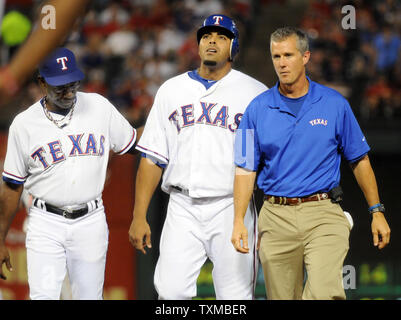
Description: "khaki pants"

(258, 199), (351, 300)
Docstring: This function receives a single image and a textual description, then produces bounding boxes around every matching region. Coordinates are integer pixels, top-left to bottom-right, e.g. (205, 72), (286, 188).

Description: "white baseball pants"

(25, 205), (109, 300)
(154, 190), (258, 300)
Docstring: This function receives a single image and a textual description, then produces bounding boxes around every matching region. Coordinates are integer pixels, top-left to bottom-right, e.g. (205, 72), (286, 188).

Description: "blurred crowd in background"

(0, 0), (258, 127)
(302, 0), (401, 121)
(0, 0), (400, 127)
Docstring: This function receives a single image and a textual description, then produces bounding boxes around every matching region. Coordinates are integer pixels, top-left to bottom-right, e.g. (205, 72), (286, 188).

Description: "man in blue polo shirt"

(231, 27), (390, 300)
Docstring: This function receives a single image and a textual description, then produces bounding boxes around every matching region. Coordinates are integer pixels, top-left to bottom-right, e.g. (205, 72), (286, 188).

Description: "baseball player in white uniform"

(129, 14), (267, 299)
(0, 47), (137, 299)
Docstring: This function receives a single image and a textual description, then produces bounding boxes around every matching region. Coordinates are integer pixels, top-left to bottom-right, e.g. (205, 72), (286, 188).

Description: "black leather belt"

(34, 198), (91, 219)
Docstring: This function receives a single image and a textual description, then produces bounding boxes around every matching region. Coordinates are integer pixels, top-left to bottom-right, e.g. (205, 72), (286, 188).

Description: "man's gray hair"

(270, 27), (309, 54)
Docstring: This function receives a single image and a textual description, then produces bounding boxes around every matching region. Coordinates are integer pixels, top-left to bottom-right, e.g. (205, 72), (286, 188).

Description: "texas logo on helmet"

(212, 15), (224, 25)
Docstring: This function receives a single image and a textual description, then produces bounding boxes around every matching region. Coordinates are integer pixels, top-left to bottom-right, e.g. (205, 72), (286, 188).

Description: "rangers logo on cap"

(212, 15), (224, 25)
(56, 57), (69, 70)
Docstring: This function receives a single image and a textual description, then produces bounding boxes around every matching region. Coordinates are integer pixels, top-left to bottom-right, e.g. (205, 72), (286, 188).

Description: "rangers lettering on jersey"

(169, 102), (242, 133)
(31, 133), (105, 169)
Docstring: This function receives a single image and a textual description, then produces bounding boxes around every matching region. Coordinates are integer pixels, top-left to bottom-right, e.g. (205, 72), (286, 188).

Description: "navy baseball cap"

(39, 47), (84, 86)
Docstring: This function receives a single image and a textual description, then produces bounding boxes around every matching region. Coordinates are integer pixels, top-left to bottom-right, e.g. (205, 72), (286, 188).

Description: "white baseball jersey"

(136, 69), (267, 198)
(3, 92), (136, 207)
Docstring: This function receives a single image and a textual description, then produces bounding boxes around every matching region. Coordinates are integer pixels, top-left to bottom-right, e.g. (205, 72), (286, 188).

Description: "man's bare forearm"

(9, 0), (90, 86)
(0, 182), (23, 243)
(133, 157), (163, 220)
(351, 155), (380, 207)
(234, 167), (256, 223)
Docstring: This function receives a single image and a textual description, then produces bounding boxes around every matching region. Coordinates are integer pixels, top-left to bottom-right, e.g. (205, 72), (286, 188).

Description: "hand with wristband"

(351, 155), (390, 250)
(366, 202), (389, 249)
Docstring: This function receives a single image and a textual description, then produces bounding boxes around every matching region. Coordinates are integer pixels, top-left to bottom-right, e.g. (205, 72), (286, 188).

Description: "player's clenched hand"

(371, 212), (390, 249)
(231, 222), (249, 254)
(0, 244), (12, 280)
(128, 219), (152, 254)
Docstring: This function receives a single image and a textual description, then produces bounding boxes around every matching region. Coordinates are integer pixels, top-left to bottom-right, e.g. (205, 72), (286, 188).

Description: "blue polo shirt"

(234, 77), (370, 197)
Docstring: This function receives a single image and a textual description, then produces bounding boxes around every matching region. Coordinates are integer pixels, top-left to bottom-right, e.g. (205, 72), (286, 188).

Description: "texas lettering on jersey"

(31, 133), (105, 169)
(168, 101), (243, 133)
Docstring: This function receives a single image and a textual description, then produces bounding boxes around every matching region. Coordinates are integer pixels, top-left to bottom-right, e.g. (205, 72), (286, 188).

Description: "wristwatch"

(369, 203), (385, 214)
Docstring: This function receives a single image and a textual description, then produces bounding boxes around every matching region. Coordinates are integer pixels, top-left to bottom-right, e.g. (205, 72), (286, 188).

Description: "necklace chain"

(42, 97), (75, 129)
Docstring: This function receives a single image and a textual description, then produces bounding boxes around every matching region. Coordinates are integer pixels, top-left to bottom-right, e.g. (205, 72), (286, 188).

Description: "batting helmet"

(197, 14), (239, 61)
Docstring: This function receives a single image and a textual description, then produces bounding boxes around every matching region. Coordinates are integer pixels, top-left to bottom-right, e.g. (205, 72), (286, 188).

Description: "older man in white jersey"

(0, 47), (138, 299)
